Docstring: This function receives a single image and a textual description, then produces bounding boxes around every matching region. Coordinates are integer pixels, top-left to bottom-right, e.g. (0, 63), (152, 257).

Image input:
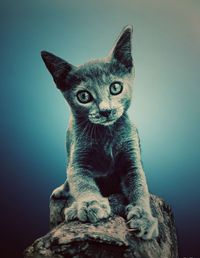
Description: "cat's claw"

(126, 204), (159, 240)
(51, 184), (69, 200)
(64, 196), (111, 223)
(64, 202), (78, 221)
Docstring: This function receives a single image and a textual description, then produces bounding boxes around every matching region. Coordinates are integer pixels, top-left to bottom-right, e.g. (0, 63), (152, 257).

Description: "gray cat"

(41, 25), (158, 240)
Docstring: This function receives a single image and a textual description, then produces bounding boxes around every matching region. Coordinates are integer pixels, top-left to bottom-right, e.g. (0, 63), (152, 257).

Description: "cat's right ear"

(41, 51), (76, 91)
(109, 25), (133, 73)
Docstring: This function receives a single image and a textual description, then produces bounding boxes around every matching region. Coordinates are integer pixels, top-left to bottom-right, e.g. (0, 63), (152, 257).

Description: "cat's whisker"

(76, 121), (90, 142)
(84, 122), (91, 138)
(93, 124), (97, 142)
(90, 124), (94, 140)
(76, 119), (88, 127)
(89, 124), (95, 141)
(94, 124), (98, 143)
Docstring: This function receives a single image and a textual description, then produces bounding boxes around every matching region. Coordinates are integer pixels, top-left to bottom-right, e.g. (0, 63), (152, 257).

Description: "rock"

(24, 195), (179, 258)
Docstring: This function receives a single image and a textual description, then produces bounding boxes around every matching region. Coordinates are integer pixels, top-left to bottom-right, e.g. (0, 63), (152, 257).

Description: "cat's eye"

(76, 90), (93, 104)
(110, 82), (123, 95)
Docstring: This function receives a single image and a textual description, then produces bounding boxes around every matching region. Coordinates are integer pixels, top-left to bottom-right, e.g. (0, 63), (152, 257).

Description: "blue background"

(1, 0), (199, 257)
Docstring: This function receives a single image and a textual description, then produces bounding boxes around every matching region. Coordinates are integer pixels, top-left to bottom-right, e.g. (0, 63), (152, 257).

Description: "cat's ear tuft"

(41, 51), (75, 91)
(110, 25), (133, 73)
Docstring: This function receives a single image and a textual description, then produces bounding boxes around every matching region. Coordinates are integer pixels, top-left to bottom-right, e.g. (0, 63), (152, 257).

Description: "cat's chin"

(101, 120), (116, 126)
(89, 118), (117, 126)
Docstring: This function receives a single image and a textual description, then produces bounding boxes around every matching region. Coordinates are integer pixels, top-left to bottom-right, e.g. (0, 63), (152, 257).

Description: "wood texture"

(24, 195), (179, 258)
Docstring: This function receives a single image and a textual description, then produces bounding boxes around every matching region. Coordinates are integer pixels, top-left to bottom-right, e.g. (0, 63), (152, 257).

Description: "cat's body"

(41, 25), (158, 240)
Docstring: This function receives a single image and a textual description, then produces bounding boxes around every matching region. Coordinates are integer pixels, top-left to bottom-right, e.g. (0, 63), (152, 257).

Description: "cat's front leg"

(64, 168), (111, 223)
(120, 127), (159, 240)
(123, 168), (159, 240)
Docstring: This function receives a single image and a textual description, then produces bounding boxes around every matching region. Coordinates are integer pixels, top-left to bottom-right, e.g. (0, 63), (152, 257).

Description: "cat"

(41, 25), (158, 240)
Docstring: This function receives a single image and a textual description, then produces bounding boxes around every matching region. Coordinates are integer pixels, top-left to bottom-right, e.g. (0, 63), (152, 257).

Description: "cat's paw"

(51, 184), (69, 200)
(65, 196), (111, 223)
(126, 204), (159, 240)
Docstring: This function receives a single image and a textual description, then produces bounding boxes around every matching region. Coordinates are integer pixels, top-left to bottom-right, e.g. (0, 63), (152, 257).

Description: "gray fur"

(41, 25), (158, 240)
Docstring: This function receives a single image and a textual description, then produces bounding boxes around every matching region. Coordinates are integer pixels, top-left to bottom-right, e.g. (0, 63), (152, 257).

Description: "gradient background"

(0, 0), (200, 257)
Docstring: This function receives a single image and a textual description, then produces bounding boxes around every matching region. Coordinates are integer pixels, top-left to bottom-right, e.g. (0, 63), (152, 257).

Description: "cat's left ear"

(41, 51), (76, 91)
(109, 25), (133, 73)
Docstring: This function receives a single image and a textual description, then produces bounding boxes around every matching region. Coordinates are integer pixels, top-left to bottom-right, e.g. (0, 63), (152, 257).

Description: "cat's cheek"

(121, 98), (131, 113)
(62, 92), (76, 107)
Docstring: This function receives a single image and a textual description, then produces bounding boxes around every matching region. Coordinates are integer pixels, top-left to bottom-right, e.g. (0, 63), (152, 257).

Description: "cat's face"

(63, 61), (133, 126)
(41, 25), (134, 126)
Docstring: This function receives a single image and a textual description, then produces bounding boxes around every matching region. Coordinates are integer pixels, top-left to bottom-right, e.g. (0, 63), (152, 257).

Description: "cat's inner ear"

(109, 25), (133, 73)
(41, 51), (76, 91)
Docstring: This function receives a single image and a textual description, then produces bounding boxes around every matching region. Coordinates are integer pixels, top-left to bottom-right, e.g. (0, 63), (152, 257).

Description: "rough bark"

(24, 195), (178, 258)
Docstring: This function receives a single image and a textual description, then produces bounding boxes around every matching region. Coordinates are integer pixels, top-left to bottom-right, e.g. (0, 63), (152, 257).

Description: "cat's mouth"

(88, 108), (123, 126)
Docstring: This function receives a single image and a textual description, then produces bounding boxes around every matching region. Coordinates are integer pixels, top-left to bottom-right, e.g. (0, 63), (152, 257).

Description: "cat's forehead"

(77, 59), (112, 84)
(65, 58), (133, 93)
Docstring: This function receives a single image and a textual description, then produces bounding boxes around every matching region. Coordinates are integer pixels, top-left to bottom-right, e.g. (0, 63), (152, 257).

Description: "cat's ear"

(109, 25), (133, 73)
(41, 51), (76, 91)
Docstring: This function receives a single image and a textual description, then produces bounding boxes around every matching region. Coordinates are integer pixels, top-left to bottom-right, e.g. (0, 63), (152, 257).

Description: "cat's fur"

(41, 25), (158, 240)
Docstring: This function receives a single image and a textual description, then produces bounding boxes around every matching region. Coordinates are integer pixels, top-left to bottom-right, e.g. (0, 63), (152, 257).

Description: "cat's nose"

(99, 109), (112, 117)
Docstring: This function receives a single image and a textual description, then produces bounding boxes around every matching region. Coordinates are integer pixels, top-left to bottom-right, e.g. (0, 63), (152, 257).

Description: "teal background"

(1, 0), (199, 257)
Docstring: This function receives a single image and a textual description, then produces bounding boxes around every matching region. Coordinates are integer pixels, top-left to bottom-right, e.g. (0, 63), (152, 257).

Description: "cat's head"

(41, 25), (134, 126)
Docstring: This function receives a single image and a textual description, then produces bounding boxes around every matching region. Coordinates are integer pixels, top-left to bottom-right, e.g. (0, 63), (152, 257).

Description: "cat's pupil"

(81, 93), (87, 100)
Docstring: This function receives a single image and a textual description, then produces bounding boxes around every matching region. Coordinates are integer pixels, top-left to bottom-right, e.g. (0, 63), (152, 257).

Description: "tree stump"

(24, 195), (179, 258)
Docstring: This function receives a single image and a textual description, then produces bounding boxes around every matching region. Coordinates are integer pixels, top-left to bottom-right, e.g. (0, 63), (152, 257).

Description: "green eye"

(110, 81), (123, 95)
(77, 90), (93, 104)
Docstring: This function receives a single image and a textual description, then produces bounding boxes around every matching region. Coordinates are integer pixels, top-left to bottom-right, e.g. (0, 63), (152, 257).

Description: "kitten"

(41, 25), (158, 240)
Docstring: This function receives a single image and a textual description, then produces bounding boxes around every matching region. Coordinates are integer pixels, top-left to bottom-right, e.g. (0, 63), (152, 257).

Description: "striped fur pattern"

(41, 25), (158, 240)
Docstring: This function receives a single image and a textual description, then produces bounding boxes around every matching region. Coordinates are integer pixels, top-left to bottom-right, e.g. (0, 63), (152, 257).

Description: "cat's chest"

(83, 141), (115, 176)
